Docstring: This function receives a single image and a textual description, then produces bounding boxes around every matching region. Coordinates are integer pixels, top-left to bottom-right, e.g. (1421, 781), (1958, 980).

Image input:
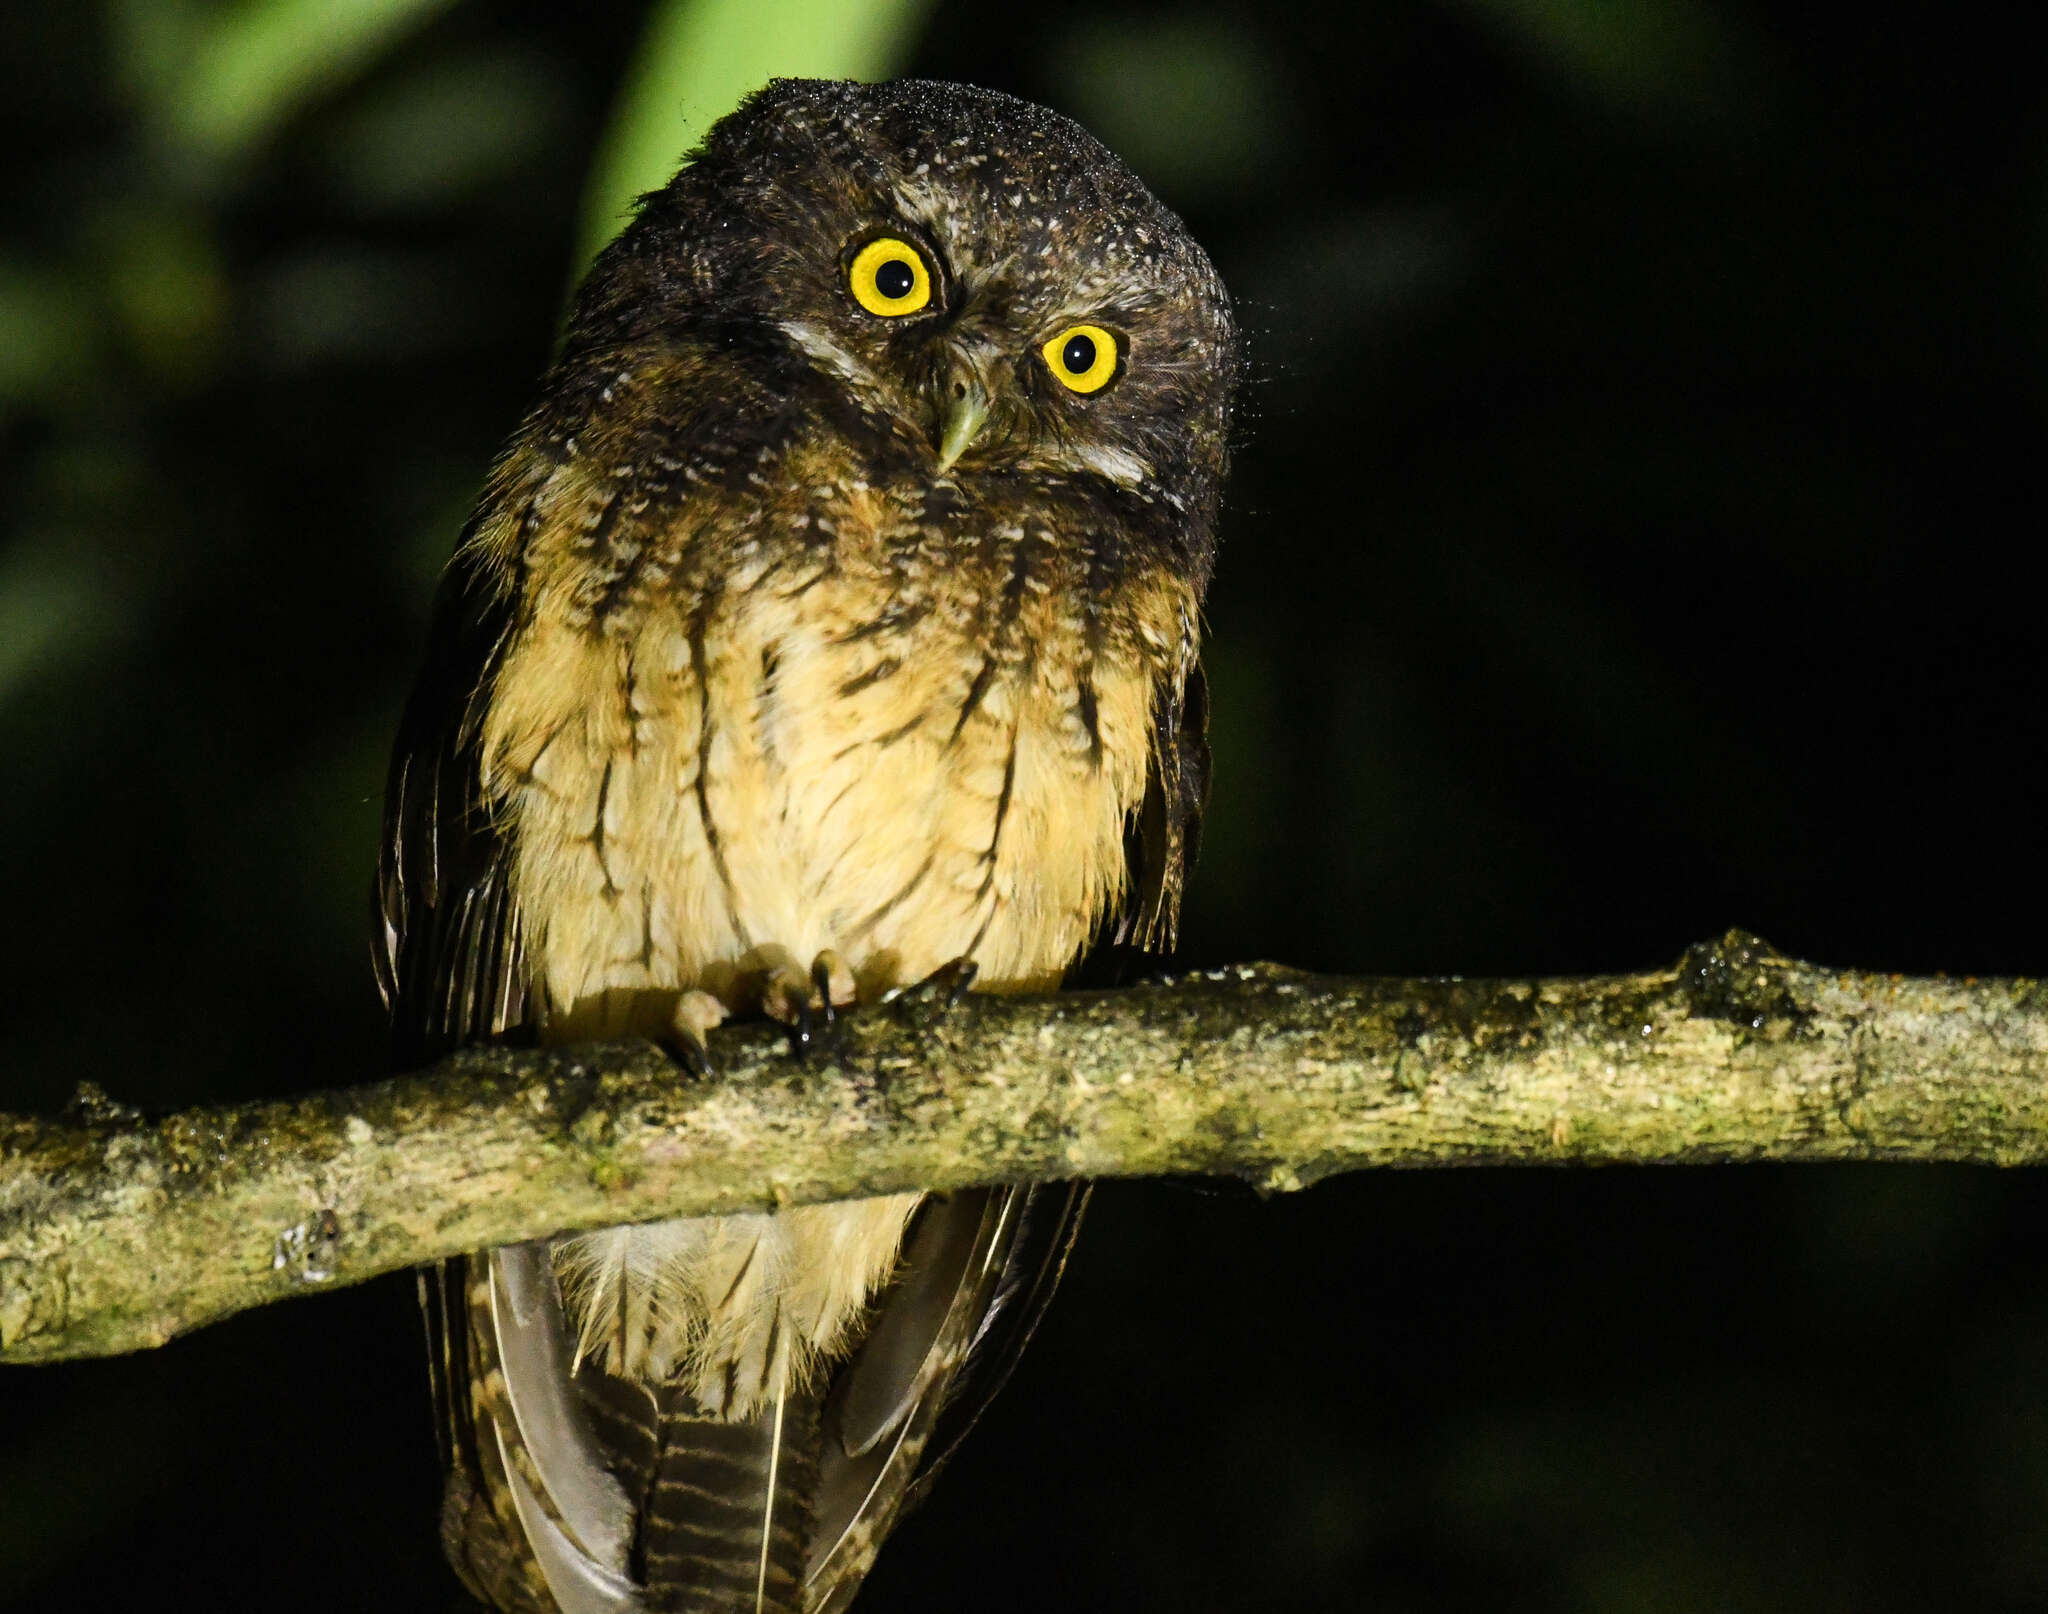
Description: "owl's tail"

(437, 1242), (822, 1614)
(593, 1373), (821, 1614)
(429, 1188), (1084, 1614)
(755, 1338), (795, 1614)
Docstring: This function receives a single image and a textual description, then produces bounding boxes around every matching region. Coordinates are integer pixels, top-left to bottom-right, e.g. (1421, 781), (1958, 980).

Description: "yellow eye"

(1041, 324), (1120, 394)
(848, 236), (932, 316)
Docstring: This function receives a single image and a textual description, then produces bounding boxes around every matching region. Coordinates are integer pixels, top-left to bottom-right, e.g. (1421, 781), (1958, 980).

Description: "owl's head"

(569, 78), (1238, 562)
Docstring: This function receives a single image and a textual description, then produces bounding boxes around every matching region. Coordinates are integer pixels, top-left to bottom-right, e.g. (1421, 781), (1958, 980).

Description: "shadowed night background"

(4, 0), (2047, 1608)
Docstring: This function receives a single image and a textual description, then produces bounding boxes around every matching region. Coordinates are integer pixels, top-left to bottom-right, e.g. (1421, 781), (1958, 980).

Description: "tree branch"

(5, 930), (2046, 1365)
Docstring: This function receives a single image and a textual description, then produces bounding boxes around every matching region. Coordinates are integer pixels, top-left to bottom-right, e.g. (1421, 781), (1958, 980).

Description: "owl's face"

(574, 79), (1238, 561)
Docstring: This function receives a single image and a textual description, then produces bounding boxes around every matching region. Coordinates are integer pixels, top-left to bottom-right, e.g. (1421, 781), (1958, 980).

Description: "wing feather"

(1115, 653), (1211, 955)
(377, 517), (567, 1607)
(374, 529), (529, 1066)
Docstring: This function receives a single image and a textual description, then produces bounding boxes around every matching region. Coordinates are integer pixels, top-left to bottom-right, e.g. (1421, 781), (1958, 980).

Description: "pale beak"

(933, 375), (989, 475)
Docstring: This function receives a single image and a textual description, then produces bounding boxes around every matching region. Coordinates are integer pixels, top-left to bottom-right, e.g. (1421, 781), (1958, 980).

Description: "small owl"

(375, 77), (1238, 1613)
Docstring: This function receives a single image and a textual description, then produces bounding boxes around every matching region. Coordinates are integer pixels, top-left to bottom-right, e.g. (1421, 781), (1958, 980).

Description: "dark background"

(5, 0), (2047, 1608)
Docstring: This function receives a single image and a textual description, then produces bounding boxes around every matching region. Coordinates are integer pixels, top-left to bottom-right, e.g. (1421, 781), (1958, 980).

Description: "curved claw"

(935, 957), (979, 1010)
(884, 957), (980, 1030)
(785, 993), (821, 1059)
(664, 1034), (719, 1080)
(660, 989), (727, 1079)
(764, 954), (857, 1060)
(812, 955), (840, 1039)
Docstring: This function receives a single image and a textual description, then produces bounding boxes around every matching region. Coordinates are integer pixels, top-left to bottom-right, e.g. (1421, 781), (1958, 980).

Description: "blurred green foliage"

(581, 0), (938, 264)
(113, 0), (463, 160)
(4, 0), (2048, 1610)
(1453, 0), (1765, 123)
(1052, 14), (1291, 204)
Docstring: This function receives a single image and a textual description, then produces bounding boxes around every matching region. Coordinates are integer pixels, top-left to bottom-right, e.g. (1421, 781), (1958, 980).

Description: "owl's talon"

(812, 957), (838, 1037)
(787, 996), (820, 1058)
(885, 957), (979, 1028)
(662, 1031), (718, 1080)
(661, 990), (728, 1079)
(931, 956), (979, 1010)
(762, 955), (855, 1059)
(811, 948), (856, 1039)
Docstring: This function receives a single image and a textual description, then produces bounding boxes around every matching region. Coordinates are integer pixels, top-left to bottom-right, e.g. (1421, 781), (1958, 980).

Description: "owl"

(374, 77), (1238, 1613)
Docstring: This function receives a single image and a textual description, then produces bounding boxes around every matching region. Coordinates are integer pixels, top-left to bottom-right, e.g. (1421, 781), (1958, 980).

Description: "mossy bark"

(5, 932), (2046, 1364)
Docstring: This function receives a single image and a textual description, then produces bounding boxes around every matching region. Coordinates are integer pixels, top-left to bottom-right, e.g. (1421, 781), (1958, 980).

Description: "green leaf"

(115, 0), (462, 160)
(575, 0), (938, 270)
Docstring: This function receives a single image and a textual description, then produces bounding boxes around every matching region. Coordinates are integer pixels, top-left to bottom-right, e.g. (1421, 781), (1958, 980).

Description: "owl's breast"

(484, 515), (1168, 1030)
(468, 401), (1198, 1406)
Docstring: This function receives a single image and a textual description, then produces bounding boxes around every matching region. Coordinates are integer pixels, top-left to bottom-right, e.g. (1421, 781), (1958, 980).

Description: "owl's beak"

(933, 374), (990, 476)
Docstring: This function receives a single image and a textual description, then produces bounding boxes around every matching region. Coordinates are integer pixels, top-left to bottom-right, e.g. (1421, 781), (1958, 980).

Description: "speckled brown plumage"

(377, 77), (1237, 1613)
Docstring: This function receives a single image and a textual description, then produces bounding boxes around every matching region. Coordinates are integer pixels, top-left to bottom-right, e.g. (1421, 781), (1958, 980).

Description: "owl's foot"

(660, 989), (729, 1078)
(884, 957), (980, 1032)
(761, 948), (857, 1058)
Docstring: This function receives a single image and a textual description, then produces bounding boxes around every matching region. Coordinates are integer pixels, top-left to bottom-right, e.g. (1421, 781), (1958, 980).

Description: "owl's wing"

(798, 1182), (1088, 1611)
(1116, 653), (1211, 954)
(373, 533), (530, 1067)
(891, 1181), (1090, 1516)
(377, 534), (596, 1612)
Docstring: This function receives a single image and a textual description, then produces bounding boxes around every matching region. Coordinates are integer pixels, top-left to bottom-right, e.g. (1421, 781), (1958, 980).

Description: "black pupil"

(1062, 333), (1099, 374)
(874, 257), (916, 299)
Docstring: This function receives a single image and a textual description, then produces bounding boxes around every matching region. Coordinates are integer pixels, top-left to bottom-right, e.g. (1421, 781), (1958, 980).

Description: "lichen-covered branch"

(6, 931), (2047, 1365)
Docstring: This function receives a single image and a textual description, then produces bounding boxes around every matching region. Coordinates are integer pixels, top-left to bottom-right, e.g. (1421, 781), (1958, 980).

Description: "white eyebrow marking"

(778, 319), (881, 390)
(1066, 442), (1152, 487)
